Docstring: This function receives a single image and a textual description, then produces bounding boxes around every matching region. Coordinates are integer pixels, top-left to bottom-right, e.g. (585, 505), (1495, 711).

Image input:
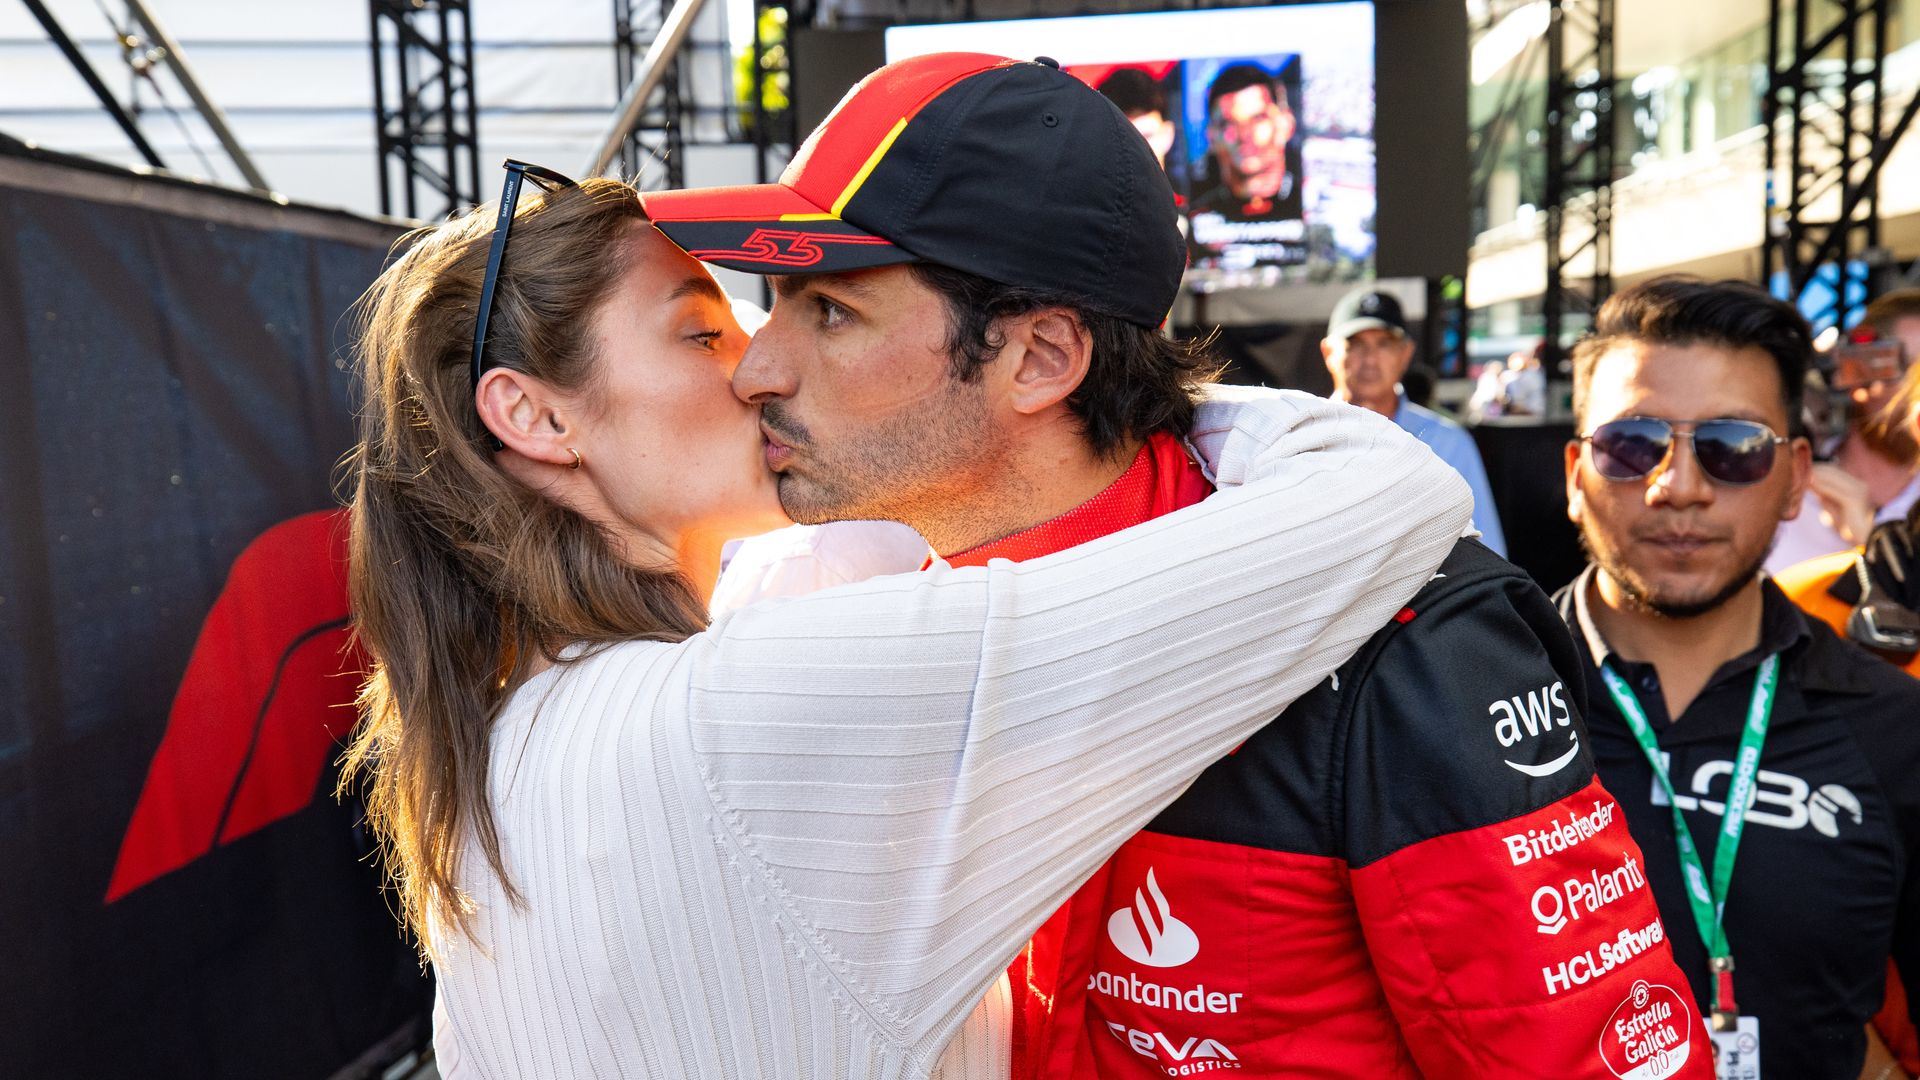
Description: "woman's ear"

(475, 368), (578, 468)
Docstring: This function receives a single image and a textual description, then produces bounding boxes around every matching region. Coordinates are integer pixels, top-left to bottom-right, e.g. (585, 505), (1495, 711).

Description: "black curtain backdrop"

(0, 143), (429, 1078)
(1472, 419), (1588, 593)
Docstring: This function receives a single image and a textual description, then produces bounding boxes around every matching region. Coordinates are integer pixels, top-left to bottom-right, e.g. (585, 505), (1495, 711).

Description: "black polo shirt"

(1554, 567), (1920, 1079)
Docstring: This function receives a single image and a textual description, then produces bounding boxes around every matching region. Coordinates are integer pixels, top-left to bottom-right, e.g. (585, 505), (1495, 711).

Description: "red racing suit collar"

(938, 432), (1213, 569)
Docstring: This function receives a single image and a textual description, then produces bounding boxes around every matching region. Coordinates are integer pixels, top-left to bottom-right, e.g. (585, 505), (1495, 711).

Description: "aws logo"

(1490, 681), (1581, 778)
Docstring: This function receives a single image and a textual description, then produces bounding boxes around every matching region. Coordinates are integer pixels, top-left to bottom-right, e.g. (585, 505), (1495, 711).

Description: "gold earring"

(567, 448), (583, 471)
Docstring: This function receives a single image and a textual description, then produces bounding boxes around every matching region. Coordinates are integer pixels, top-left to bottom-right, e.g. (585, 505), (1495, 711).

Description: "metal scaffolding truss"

(1762, 0), (1918, 331)
(26, 0), (270, 190)
(615, 0), (687, 188)
(588, 0), (746, 184)
(370, 0), (481, 220)
(1540, 0), (1615, 367)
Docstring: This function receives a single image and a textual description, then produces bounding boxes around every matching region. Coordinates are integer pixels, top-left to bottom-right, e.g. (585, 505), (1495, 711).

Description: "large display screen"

(886, 3), (1377, 292)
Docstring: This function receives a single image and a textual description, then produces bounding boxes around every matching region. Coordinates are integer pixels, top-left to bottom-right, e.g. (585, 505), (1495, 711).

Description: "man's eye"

(690, 329), (724, 349)
(815, 295), (850, 328)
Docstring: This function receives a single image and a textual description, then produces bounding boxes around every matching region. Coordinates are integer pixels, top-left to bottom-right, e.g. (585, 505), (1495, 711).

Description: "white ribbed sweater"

(429, 389), (1473, 1079)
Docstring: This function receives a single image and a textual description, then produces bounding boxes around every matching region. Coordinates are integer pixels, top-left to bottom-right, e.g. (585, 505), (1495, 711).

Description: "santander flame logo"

(1106, 868), (1201, 968)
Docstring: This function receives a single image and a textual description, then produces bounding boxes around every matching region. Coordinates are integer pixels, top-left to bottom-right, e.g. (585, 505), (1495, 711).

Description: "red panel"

(105, 509), (357, 902)
(1350, 778), (1713, 1079)
(1039, 834), (1410, 1078)
(782, 52), (1014, 206)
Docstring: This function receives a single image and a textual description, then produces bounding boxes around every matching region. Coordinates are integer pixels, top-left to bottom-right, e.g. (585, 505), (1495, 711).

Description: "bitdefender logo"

(1107, 868), (1201, 968)
(1490, 680), (1581, 777)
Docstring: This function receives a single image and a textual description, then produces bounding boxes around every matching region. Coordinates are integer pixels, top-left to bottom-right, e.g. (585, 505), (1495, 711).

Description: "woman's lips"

(762, 425), (793, 471)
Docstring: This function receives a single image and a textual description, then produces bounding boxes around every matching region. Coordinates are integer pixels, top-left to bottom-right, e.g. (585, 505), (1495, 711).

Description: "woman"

(342, 168), (1470, 1078)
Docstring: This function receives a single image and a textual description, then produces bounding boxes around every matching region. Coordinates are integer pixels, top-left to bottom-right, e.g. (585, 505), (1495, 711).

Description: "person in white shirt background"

(1767, 288), (1920, 573)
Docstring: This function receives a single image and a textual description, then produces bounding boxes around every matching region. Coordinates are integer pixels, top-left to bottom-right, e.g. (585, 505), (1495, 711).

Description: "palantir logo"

(1107, 868), (1201, 968)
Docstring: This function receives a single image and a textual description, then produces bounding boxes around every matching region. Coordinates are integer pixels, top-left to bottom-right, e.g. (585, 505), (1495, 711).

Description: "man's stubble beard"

(772, 377), (1001, 541)
(1577, 512), (1777, 621)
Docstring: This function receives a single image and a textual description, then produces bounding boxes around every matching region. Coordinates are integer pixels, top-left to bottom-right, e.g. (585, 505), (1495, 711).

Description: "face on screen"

(1131, 110), (1176, 168)
(1210, 84), (1294, 195)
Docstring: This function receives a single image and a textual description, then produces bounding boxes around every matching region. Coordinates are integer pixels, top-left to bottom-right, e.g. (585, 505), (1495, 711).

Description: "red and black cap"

(645, 52), (1185, 328)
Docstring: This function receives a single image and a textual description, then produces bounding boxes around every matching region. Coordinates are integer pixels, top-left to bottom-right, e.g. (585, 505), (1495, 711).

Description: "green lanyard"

(1598, 654), (1779, 1032)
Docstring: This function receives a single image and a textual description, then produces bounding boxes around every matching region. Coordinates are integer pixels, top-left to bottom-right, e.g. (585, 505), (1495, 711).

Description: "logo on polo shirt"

(1650, 757), (1863, 838)
(1107, 868), (1200, 968)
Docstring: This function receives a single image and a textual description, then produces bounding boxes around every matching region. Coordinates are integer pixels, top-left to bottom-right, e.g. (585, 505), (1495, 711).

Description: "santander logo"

(1107, 868), (1201, 968)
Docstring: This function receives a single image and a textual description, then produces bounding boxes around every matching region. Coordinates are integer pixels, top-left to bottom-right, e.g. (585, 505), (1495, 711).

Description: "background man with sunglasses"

(1554, 275), (1920, 1079)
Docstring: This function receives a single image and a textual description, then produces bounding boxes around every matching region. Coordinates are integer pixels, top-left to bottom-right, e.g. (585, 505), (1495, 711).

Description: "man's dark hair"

(910, 263), (1221, 458)
(1570, 276), (1812, 435)
(1098, 67), (1166, 120)
(1207, 62), (1289, 114)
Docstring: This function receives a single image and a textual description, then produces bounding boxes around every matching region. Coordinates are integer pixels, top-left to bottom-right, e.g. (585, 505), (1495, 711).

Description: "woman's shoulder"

(498, 638), (687, 726)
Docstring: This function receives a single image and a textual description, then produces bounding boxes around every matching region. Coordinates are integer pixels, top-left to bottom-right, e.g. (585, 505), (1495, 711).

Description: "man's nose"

(1646, 435), (1715, 510)
(732, 312), (795, 405)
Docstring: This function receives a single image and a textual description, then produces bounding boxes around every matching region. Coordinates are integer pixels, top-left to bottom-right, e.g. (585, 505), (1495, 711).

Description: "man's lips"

(1637, 532), (1726, 556)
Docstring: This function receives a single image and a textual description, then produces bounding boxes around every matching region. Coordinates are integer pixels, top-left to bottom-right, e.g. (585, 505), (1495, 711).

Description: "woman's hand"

(1862, 1020), (1911, 1080)
(1811, 463), (1877, 547)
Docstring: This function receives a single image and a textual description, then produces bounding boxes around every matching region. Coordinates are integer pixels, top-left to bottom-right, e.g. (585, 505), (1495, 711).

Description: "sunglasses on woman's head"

(471, 159), (578, 392)
(470, 159), (579, 447)
(1578, 416), (1789, 486)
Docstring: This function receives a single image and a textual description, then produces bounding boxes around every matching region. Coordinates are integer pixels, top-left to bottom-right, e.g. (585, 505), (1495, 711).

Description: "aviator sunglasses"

(1578, 417), (1789, 486)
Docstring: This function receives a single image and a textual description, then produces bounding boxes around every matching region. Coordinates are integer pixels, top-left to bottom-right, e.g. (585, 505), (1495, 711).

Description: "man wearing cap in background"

(648, 51), (1706, 1079)
(1325, 284), (1509, 557)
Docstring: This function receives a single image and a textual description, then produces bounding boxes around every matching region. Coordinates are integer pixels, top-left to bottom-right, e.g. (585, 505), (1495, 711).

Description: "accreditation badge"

(1708, 1016), (1759, 1080)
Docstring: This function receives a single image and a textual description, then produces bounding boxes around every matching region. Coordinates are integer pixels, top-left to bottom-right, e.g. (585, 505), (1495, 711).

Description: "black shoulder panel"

(1339, 540), (1599, 867)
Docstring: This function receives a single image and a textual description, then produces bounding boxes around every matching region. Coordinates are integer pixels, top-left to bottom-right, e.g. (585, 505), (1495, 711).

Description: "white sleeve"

(709, 522), (931, 615)
(673, 389), (1471, 1064)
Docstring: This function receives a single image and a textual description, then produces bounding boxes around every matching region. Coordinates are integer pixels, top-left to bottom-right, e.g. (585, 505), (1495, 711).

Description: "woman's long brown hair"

(339, 178), (710, 955)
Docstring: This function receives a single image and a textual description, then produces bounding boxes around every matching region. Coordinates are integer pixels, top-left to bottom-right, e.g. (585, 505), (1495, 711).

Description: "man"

(1766, 288), (1920, 572)
(1555, 276), (1920, 1079)
(1095, 67), (1176, 173)
(649, 52), (1707, 1078)
(1325, 285), (1508, 556)
(1191, 62), (1302, 223)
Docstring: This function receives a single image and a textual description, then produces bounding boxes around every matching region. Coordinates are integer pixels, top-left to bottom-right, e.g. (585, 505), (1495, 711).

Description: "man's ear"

(475, 367), (579, 468)
(1002, 308), (1093, 416)
(1783, 435), (1814, 519)
(1564, 439), (1585, 524)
